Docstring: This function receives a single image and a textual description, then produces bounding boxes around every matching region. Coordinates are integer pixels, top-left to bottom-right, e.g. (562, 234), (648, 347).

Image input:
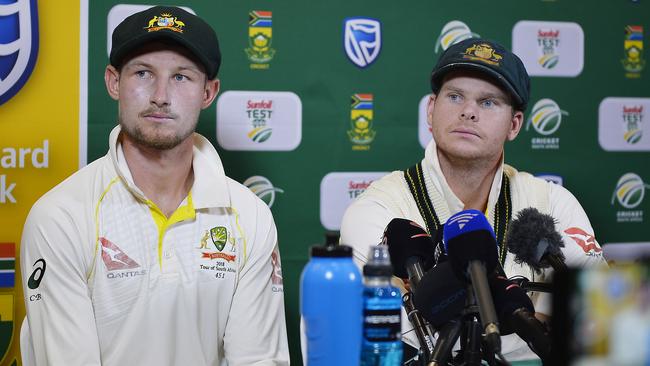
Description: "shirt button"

(164, 250), (173, 259)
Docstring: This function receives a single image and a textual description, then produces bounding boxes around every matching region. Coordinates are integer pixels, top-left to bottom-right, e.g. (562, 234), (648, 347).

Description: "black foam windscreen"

(489, 276), (535, 335)
(383, 218), (437, 279)
(507, 207), (565, 273)
(412, 261), (467, 328)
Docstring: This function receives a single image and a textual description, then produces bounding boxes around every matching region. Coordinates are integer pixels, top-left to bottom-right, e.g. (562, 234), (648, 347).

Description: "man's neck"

(121, 135), (195, 217)
(437, 150), (502, 212)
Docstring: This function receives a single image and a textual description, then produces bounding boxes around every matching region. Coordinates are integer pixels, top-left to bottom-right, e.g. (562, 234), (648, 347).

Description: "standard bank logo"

(216, 91), (302, 151)
(0, 0), (39, 106)
(598, 97), (650, 152)
(320, 172), (387, 230)
(526, 98), (568, 149)
(435, 20), (479, 53)
(343, 17), (381, 68)
(243, 176), (284, 208)
(512, 21), (584, 77)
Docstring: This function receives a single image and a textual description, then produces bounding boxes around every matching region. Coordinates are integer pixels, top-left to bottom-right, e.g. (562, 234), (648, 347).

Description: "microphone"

(443, 209), (501, 353)
(383, 218), (437, 289)
(412, 261), (467, 328)
(412, 262), (466, 365)
(507, 207), (567, 273)
(382, 218), (438, 359)
(489, 276), (551, 361)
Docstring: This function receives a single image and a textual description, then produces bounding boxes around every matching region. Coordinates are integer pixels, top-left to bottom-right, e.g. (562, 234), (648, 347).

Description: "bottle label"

(363, 308), (401, 342)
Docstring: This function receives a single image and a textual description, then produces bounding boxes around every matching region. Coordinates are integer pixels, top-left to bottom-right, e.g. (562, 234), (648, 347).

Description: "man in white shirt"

(341, 38), (606, 361)
(21, 6), (289, 365)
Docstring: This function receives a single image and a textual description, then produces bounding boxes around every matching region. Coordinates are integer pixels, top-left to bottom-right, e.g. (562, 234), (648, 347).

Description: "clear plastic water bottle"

(300, 244), (363, 366)
(360, 245), (403, 365)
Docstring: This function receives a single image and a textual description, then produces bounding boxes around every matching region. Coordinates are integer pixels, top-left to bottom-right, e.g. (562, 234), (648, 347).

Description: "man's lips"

(142, 112), (175, 121)
(451, 127), (480, 138)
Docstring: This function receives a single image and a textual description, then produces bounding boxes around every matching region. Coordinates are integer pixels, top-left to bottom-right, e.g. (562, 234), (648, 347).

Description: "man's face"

(427, 70), (523, 164)
(104, 43), (219, 150)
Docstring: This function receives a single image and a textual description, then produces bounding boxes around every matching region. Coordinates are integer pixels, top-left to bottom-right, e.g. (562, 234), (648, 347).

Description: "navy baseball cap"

(110, 6), (221, 79)
(430, 38), (530, 110)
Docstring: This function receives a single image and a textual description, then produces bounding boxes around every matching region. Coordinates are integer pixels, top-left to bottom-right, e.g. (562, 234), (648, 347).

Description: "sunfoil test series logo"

(536, 29), (560, 69)
(623, 105), (643, 144)
(343, 17), (381, 68)
(0, 0), (39, 106)
(435, 20), (479, 53)
(243, 176), (284, 208)
(598, 97), (650, 152)
(512, 21), (584, 77)
(347, 94), (376, 150)
(246, 99), (273, 143)
(526, 98), (568, 150)
(611, 173), (650, 223)
(245, 10), (275, 69)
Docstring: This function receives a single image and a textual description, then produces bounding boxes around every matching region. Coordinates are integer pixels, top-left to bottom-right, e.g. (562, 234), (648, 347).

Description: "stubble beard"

(119, 118), (195, 150)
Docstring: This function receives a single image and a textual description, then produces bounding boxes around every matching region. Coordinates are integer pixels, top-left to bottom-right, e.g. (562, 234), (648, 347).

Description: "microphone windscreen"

(489, 276), (535, 335)
(443, 210), (499, 278)
(412, 261), (467, 328)
(383, 218), (437, 279)
(507, 207), (565, 272)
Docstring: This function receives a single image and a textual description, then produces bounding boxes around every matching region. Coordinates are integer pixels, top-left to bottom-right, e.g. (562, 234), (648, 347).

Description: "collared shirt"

(21, 126), (289, 366)
(341, 139), (606, 361)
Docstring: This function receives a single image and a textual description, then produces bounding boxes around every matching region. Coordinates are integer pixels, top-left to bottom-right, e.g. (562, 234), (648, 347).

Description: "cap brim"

(430, 62), (523, 106)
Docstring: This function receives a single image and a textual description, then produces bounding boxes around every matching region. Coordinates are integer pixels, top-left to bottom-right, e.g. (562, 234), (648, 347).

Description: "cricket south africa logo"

(343, 17), (381, 68)
(622, 105), (643, 144)
(435, 20), (479, 53)
(622, 25), (645, 78)
(0, 0), (39, 106)
(243, 176), (284, 207)
(526, 99), (568, 150)
(245, 10), (275, 69)
(348, 94), (376, 150)
(246, 99), (273, 143)
(537, 29), (560, 69)
(612, 173), (649, 223)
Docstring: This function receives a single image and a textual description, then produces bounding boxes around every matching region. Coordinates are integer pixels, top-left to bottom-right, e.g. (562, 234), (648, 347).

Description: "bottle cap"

(363, 245), (394, 276)
(310, 244), (353, 258)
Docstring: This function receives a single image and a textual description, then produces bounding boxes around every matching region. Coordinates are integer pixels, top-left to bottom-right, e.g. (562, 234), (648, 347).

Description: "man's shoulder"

(223, 176), (273, 219)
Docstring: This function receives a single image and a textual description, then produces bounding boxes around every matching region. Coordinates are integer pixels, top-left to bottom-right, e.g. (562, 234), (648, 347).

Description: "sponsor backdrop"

(1, 0), (649, 364)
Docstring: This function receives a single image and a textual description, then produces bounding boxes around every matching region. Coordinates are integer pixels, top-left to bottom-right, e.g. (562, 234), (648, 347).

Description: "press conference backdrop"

(0, 0), (648, 365)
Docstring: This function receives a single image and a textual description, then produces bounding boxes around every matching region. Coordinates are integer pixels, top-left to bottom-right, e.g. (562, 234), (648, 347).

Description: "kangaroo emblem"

(198, 230), (210, 249)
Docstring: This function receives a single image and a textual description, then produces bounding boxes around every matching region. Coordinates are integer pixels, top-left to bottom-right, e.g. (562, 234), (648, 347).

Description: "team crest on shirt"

(199, 227), (236, 262)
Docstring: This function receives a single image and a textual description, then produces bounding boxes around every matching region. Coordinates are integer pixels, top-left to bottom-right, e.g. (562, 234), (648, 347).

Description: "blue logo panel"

(343, 17), (381, 68)
(0, 0), (39, 106)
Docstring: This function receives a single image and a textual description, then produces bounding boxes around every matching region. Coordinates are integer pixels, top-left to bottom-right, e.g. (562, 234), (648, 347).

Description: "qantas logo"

(100, 237), (140, 270)
(564, 227), (602, 254)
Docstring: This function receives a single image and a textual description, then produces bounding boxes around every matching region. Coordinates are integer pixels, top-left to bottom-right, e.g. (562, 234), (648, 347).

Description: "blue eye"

(481, 99), (496, 108)
(449, 94), (461, 102)
(135, 70), (149, 78)
(174, 74), (188, 81)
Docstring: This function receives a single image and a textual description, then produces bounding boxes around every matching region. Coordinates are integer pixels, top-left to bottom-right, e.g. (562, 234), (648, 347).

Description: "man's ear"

(105, 65), (120, 101)
(427, 94), (437, 126)
(202, 78), (220, 110)
(507, 110), (524, 141)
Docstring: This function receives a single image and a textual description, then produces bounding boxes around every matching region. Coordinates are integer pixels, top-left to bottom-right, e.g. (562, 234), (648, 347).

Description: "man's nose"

(150, 79), (170, 106)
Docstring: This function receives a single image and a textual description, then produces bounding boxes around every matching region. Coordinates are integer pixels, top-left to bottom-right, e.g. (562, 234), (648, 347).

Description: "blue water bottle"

(300, 244), (363, 366)
(360, 245), (403, 365)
